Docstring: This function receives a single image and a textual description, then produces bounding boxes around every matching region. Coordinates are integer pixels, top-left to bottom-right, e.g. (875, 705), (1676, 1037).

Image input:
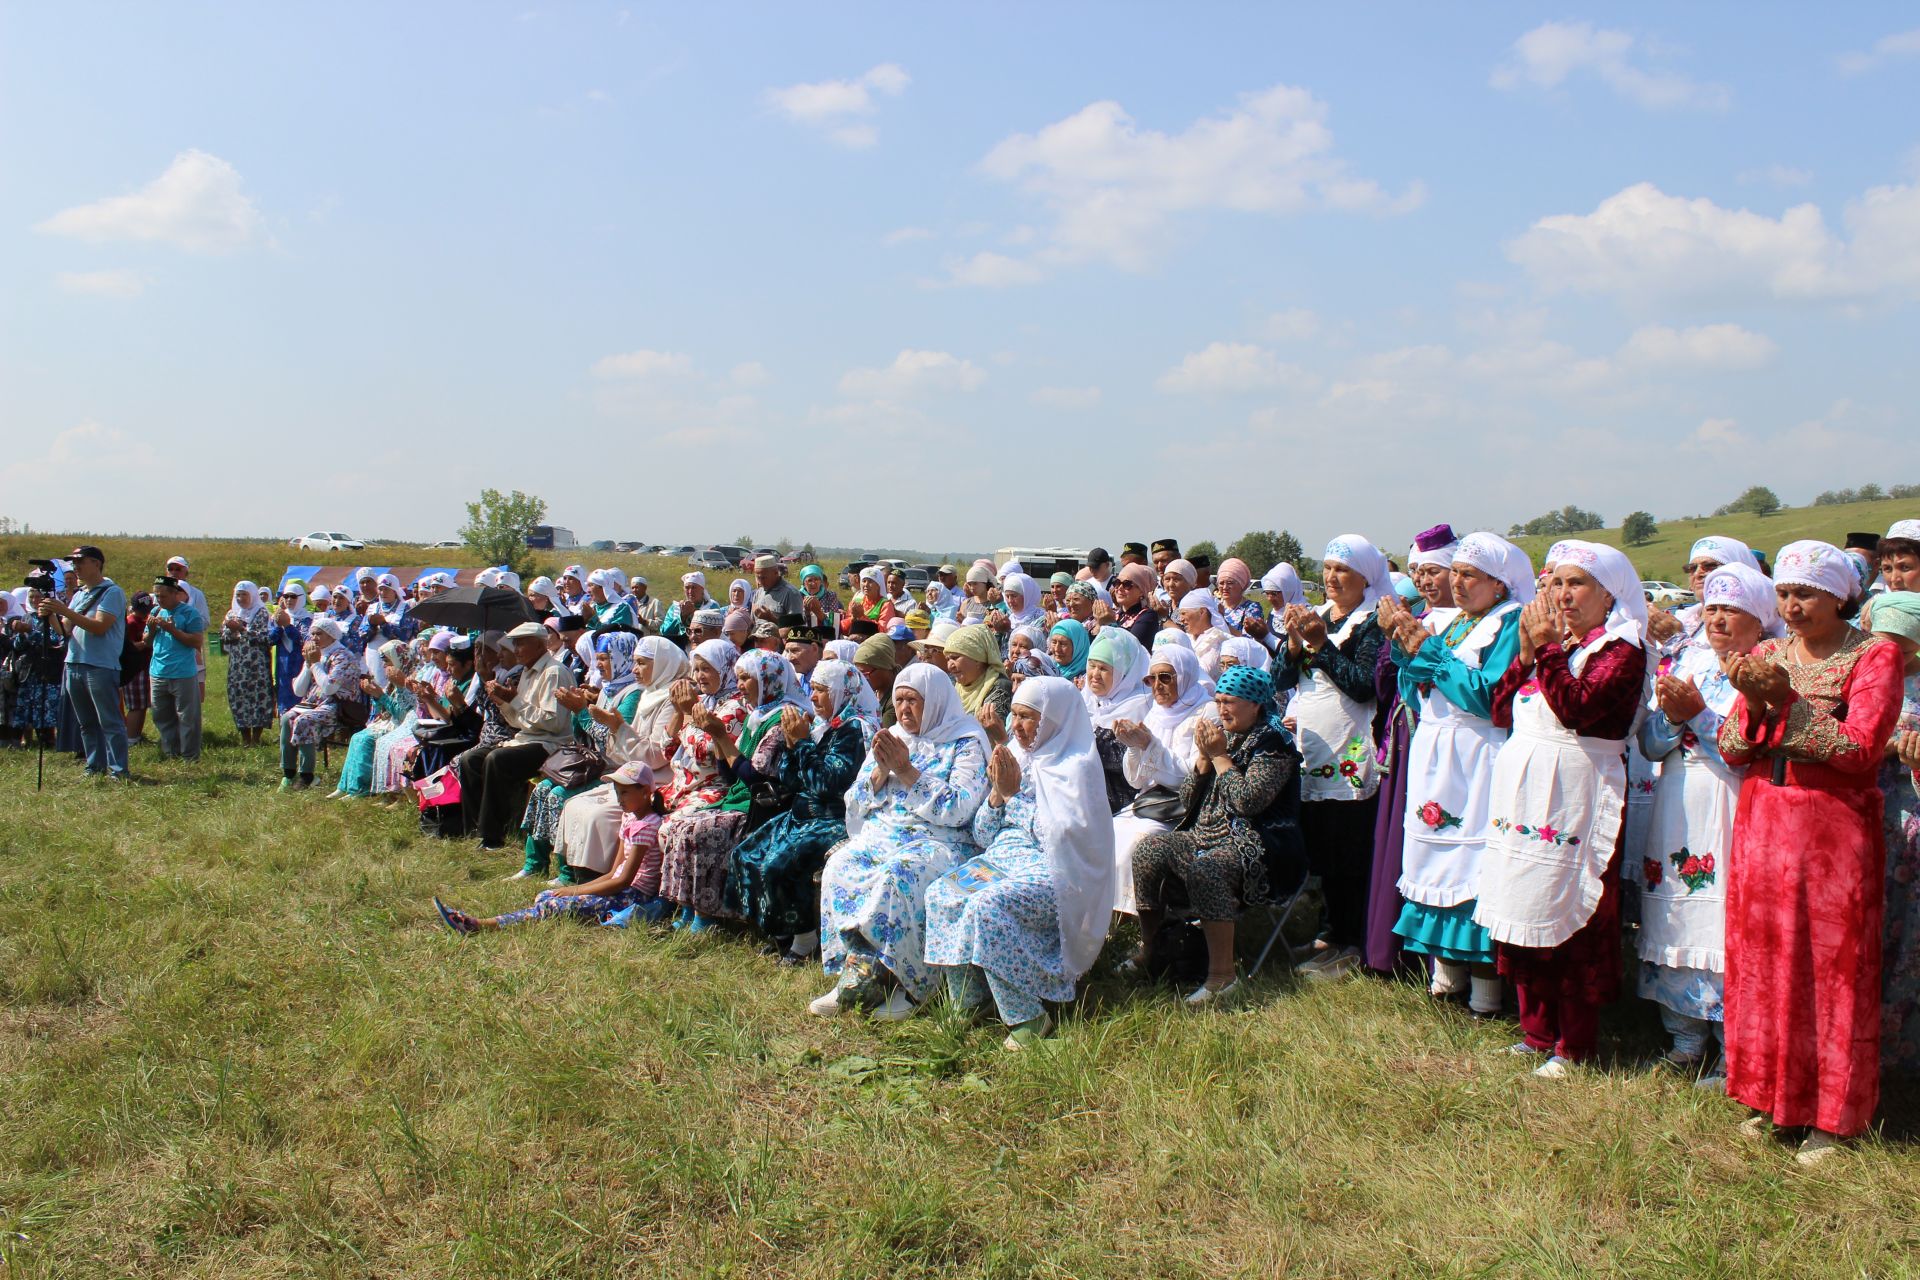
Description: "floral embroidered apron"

(1633, 649), (1737, 971)
(1473, 642), (1627, 950)
(1398, 602), (1519, 908)
(1293, 603), (1381, 802)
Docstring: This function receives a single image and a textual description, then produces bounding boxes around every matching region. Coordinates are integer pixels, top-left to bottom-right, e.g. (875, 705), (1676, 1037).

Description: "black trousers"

(458, 741), (550, 848)
(1302, 794), (1380, 950)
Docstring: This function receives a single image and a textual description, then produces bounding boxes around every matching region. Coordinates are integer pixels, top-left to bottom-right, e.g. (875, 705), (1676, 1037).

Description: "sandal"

(433, 897), (479, 936)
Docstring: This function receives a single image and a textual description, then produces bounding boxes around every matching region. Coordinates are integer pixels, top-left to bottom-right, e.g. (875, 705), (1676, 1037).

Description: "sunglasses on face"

(1147, 672), (1178, 685)
(1683, 561), (1722, 575)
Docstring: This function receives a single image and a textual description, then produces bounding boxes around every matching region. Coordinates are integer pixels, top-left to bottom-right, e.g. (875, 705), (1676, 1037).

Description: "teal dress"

(339, 686), (415, 796)
(721, 721), (865, 936)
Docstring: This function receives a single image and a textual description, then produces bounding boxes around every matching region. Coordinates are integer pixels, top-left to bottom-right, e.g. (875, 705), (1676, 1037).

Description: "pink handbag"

(415, 765), (462, 809)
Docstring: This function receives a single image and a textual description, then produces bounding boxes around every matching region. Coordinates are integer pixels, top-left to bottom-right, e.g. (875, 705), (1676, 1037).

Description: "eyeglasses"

(1683, 561), (1721, 574)
(1147, 672), (1178, 685)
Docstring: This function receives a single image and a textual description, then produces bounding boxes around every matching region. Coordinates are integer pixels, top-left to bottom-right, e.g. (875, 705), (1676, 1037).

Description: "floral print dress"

(222, 610), (275, 729)
(818, 735), (989, 1001)
(1882, 668), (1920, 1077)
(925, 775), (1075, 1026)
(654, 697), (749, 910)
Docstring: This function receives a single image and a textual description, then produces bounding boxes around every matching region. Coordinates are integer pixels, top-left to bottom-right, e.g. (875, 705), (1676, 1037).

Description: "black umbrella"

(407, 585), (535, 631)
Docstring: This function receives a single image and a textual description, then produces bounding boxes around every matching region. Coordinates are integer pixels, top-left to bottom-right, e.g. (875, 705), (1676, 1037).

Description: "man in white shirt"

(459, 621), (577, 853)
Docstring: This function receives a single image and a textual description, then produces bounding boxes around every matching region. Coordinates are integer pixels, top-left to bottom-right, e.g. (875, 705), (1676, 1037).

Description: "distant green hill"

(1510, 496), (1914, 580)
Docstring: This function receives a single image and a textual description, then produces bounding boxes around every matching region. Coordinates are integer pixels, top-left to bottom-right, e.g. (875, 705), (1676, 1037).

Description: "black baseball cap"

(152, 575), (184, 591)
(70, 544), (105, 565)
(1086, 546), (1111, 567)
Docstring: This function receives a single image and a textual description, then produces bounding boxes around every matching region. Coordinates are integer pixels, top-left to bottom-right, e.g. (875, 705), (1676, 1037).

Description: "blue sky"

(5, 4), (1918, 557)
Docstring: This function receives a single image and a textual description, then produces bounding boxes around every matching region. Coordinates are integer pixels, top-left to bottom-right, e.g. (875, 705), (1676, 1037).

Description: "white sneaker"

(1504, 1040), (1547, 1057)
(807, 987), (845, 1017)
(546, 878), (565, 887)
(1532, 1056), (1571, 1080)
(1796, 1131), (1845, 1167)
(1184, 979), (1240, 1007)
(1301, 948), (1360, 983)
(870, 988), (919, 1022)
(503, 869), (537, 881)
(1293, 945), (1336, 974)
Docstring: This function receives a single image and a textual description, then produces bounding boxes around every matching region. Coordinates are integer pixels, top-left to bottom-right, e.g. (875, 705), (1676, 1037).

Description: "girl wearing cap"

(269, 583), (314, 714)
(1633, 564), (1780, 1081)
(1272, 535), (1389, 979)
(1376, 531), (1528, 1006)
(1868, 588), (1920, 1080)
(812, 665), (990, 1021)
(222, 581), (276, 745)
(723, 659), (877, 961)
(925, 677), (1116, 1047)
(435, 762), (667, 933)
(1129, 665), (1306, 1004)
(1717, 541), (1905, 1162)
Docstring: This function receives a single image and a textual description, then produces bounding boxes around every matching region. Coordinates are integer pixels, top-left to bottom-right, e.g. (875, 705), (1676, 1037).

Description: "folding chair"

(1246, 873), (1318, 978)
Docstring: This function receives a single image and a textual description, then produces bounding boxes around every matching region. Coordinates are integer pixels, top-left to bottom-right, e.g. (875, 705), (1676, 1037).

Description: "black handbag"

(1130, 784), (1187, 826)
(539, 742), (608, 790)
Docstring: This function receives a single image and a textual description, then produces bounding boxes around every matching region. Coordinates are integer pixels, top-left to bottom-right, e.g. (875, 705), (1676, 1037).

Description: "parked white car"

(291, 531), (367, 552)
(1642, 580), (1696, 607)
(427, 539), (462, 549)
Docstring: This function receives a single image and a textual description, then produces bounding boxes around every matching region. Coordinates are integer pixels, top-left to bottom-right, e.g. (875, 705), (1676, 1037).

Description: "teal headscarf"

(1215, 664), (1289, 735)
(799, 564), (827, 596)
(1869, 591), (1920, 645)
(1048, 619), (1090, 678)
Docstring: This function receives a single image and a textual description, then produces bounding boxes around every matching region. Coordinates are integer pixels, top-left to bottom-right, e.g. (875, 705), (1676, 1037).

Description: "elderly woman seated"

(435, 762), (667, 933)
(513, 632), (645, 882)
(1110, 646), (1216, 914)
(925, 677), (1116, 1048)
(279, 616), (367, 791)
(1129, 666), (1306, 1005)
(723, 660), (878, 961)
(1082, 628), (1154, 814)
(811, 664), (990, 1021)
(944, 623), (1013, 724)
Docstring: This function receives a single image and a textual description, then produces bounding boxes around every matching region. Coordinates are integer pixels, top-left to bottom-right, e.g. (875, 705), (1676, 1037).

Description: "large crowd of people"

(7, 528), (1920, 1165)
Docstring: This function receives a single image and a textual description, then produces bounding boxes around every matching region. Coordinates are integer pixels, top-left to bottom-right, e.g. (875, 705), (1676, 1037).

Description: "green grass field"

(3, 520), (1919, 1276)
(1510, 496), (1916, 583)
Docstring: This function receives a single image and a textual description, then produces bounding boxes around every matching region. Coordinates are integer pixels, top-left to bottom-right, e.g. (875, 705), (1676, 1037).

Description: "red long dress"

(1717, 632), (1903, 1136)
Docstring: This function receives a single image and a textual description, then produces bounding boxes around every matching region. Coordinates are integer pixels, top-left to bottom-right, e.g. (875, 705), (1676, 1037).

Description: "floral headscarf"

(596, 631), (640, 699)
(811, 658), (879, 744)
(735, 649), (810, 731)
(691, 638), (741, 708)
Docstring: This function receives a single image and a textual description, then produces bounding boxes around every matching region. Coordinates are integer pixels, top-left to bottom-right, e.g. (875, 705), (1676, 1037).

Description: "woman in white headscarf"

(367, 572), (418, 645)
(279, 615), (366, 790)
(656, 647), (803, 930)
(925, 677), (1116, 1047)
(525, 576), (562, 619)
(1377, 531), (1532, 1013)
(1081, 626), (1155, 815)
(557, 566), (589, 616)
(1109, 645), (1217, 913)
(1176, 588), (1232, 679)
(1272, 534), (1389, 978)
(552, 636), (689, 891)
(222, 580), (275, 743)
(724, 659), (883, 961)
(585, 569), (636, 632)
(1632, 563), (1780, 1082)
(1717, 540), (1905, 1161)
(1475, 539), (1649, 1078)
(812, 663), (990, 1021)
(1663, 535), (1761, 653)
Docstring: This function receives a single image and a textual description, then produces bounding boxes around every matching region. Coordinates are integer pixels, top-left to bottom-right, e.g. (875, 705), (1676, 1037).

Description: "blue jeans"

(65, 663), (130, 777)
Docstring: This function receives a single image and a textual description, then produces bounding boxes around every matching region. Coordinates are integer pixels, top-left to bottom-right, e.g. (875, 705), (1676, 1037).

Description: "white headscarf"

(1152, 628), (1194, 652)
(1551, 540), (1649, 669)
(1261, 562), (1306, 609)
(229, 580), (266, 624)
(526, 575), (558, 607)
(1451, 532), (1537, 606)
(1009, 677), (1117, 977)
(1701, 564), (1785, 638)
(310, 616), (345, 644)
(887, 662), (991, 753)
(728, 578), (753, 607)
(1001, 572), (1045, 627)
(632, 635), (689, 722)
(1144, 646), (1216, 754)
(1773, 539), (1858, 603)
(1178, 588), (1225, 630)
(1082, 626), (1153, 728)
(824, 638), (859, 663)
(1687, 535), (1760, 573)
(1218, 634), (1270, 672)
(1321, 534), (1393, 610)
(1408, 535), (1459, 571)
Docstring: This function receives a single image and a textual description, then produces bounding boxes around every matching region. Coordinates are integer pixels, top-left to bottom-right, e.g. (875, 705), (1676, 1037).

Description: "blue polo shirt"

(150, 603), (205, 680)
(65, 578), (128, 671)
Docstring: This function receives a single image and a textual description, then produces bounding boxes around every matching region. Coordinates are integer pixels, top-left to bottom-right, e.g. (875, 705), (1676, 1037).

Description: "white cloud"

(2, 420), (158, 487)
(1838, 28), (1920, 75)
(1030, 385), (1102, 410)
(837, 349), (986, 398)
(1737, 164), (1812, 188)
(1686, 416), (1751, 451)
(54, 269), (150, 297)
(1620, 322), (1777, 370)
(940, 250), (1046, 288)
(1157, 341), (1319, 394)
(1260, 308), (1320, 341)
(728, 361), (769, 388)
(36, 150), (264, 252)
(591, 349), (695, 379)
(883, 226), (934, 246)
(1491, 21), (1729, 111)
(763, 63), (910, 148)
(956, 84), (1422, 282)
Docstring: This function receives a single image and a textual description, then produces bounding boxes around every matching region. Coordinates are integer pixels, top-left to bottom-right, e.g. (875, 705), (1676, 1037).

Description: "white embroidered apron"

(1398, 602), (1518, 908)
(1293, 603), (1380, 803)
(1631, 658), (1738, 972)
(1472, 651), (1626, 951)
